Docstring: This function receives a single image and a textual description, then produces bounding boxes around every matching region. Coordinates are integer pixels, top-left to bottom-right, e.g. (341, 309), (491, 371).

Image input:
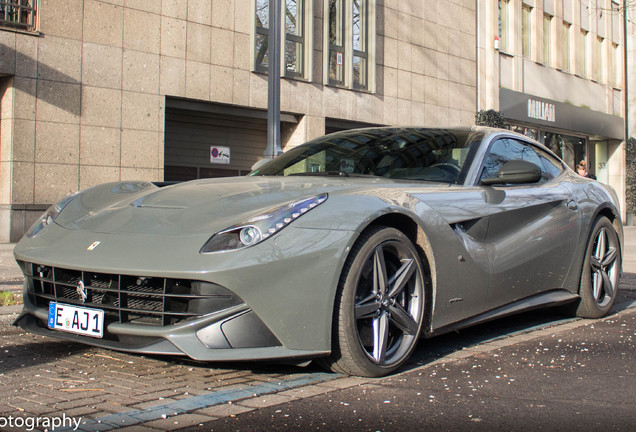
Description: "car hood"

(55, 176), (448, 237)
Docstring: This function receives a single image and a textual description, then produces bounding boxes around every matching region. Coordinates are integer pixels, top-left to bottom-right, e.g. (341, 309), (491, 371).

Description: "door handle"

(567, 200), (578, 211)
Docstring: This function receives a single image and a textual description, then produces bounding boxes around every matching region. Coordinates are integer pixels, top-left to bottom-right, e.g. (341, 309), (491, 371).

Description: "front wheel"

(320, 226), (426, 377)
(575, 216), (621, 318)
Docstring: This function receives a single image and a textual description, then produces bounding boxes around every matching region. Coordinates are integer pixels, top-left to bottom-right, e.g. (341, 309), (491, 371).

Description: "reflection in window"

(543, 14), (551, 65)
(561, 22), (570, 72)
(255, 0), (269, 71)
(285, 0), (304, 76)
(253, 128), (482, 185)
(352, 0), (367, 88)
(254, 0), (307, 78)
(522, 6), (532, 58)
(328, 0), (344, 84)
(594, 37), (603, 83)
(327, 0), (371, 90)
(511, 126), (538, 141)
(577, 30), (587, 77)
(480, 139), (545, 184)
(610, 43), (618, 86)
(0, 0), (36, 30)
(535, 147), (564, 181)
(543, 132), (586, 172)
(498, 0), (509, 51)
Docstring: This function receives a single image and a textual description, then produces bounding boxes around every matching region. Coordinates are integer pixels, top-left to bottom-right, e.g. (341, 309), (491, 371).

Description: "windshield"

(251, 128), (483, 184)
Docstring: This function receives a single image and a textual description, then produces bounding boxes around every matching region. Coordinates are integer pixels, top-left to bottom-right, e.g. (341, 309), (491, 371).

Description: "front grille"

(21, 262), (242, 327)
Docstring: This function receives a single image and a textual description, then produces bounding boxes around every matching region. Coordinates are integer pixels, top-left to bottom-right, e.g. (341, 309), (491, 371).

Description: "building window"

(328, 0), (345, 85)
(352, 0), (367, 89)
(594, 36), (603, 82)
(254, 0), (310, 78)
(610, 42), (619, 86)
(577, 30), (587, 77)
(326, 0), (374, 91)
(561, 22), (570, 72)
(543, 14), (551, 65)
(498, 0), (509, 52)
(255, 1), (270, 71)
(285, 0), (304, 77)
(0, 0), (36, 31)
(522, 5), (532, 58)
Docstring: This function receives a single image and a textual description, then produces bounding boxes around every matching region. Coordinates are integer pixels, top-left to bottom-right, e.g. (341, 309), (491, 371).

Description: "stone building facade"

(0, 0), (477, 242)
(477, 0), (627, 217)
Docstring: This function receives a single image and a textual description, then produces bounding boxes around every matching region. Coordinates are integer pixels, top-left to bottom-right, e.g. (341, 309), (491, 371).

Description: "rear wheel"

(320, 226), (426, 377)
(575, 216), (621, 318)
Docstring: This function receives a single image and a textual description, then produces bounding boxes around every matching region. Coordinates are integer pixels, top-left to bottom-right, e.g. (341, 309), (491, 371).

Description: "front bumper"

(14, 299), (326, 361)
(13, 223), (356, 359)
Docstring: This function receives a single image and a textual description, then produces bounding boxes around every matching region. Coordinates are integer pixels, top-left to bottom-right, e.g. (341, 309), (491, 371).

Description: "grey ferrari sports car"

(14, 127), (623, 377)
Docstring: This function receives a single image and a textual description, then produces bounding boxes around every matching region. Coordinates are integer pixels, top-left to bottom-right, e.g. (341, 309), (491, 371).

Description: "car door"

(478, 138), (581, 310)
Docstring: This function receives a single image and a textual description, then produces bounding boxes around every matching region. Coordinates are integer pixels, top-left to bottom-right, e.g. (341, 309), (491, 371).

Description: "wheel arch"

(566, 204), (623, 298)
(591, 204), (624, 260)
(353, 211), (437, 334)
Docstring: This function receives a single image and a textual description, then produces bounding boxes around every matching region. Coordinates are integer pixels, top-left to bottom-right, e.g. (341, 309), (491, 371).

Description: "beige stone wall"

(476, 0), (627, 218)
(0, 0), (478, 240)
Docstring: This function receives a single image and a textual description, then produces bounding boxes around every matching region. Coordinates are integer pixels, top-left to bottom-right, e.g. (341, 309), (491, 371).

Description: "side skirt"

(426, 289), (578, 338)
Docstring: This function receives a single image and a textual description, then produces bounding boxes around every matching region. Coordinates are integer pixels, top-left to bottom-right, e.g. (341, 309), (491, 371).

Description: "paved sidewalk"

(0, 243), (21, 282)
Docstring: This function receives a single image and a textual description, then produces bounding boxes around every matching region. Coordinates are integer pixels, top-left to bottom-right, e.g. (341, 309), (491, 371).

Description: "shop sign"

(527, 99), (555, 122)
(210, 146), (230, 164)
(499, 88), (623, 140)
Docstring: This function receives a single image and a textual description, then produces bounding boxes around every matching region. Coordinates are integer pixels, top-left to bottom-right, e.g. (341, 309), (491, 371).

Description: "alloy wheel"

(590, 226), (619, 307)
(353, 240), (423, 366)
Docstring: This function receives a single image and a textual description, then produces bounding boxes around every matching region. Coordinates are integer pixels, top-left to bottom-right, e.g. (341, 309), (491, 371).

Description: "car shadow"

(3, 273), (634, 380)
(106, 271), (636, 379)
(0, 335), (91, 375)
(404, 272), (636, 373)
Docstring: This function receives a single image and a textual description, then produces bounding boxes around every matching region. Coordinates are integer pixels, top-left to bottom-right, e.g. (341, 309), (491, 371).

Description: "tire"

(574, 216), (621, 318)
(319, 226), (426, 377)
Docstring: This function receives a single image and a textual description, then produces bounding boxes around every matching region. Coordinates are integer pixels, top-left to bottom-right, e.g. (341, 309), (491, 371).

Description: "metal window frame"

(521, 5), (532, 59)
(284, 0), (305, 78)
(327, 0), (345, 85)
(326, 0), (370, 90)
(561, 21), (570, 73)
(254, 0), (308, 79)
(499, 0), (510, 52)
(254, 0), (270, 74)
(0, 0), (36, 31)
(352, 0), (368, 90)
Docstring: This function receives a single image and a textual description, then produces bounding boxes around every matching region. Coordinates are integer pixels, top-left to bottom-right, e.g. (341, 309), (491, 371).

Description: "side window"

(480, 138), (546, 184)
(535, 147), (564, 180)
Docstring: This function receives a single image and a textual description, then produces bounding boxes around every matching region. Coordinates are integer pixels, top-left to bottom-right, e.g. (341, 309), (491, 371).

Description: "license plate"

(48, 302), (104, 338)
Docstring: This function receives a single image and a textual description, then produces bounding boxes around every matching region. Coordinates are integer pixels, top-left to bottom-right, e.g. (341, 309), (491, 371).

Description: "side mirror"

(481, 160), (542, 186)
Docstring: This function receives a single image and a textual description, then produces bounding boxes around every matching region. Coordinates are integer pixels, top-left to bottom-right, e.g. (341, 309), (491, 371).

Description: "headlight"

(26, 193), (78, 238)
(200, 193), (328, 253)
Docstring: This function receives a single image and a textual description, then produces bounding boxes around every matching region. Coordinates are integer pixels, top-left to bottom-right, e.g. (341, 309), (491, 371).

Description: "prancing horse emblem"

(87, 241), (101, 251)
(76, 281), (87, 303)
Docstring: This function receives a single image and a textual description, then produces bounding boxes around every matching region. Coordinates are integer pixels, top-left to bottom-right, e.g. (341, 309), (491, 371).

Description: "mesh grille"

(22, 262), (241, 327)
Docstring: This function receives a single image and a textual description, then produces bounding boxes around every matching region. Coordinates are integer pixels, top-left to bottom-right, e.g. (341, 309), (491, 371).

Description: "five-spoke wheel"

(575, 216), (621, 318)
(320, 226), (426, 377)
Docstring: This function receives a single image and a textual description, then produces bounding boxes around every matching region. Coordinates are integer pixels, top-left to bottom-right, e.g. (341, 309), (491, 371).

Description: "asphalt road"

(180, 310), (636, 432)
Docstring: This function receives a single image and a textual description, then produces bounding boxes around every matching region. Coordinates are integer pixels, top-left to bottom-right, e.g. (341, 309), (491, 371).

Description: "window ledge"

(325, 82), (374, 94)
(0, 26), (40, 36)
(251, 69), (311, 83)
